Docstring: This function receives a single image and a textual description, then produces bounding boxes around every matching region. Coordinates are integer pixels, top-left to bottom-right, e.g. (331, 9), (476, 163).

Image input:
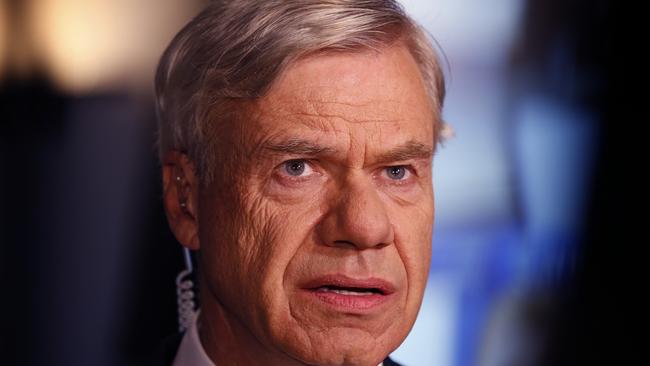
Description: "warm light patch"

(27, 0), (204, 93)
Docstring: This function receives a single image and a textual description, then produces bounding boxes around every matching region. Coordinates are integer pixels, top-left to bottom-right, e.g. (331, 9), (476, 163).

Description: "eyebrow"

(262, 139), (337, 156)
(374, 140), (434, 164)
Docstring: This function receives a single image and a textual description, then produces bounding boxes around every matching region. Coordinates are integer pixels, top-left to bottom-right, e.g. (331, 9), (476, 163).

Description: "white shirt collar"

(172, 310), (384, 366)
(172, 311), (215, 366)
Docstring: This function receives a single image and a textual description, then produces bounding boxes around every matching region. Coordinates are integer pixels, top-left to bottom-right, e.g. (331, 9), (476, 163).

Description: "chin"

(280, 327), (398, 366)
(296, 348), (385, 366)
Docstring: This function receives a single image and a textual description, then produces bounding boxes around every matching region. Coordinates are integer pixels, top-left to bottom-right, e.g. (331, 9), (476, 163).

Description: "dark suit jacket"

(149, 332), (403, 366)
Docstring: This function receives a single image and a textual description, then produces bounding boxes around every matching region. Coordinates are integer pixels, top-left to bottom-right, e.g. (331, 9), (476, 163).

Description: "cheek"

(236, 193), (327, 341)
(391, 199), (433, 296)
(197, 187), (276, 311)
(242, 195), (307, 283)
(206, 189), (321, 307)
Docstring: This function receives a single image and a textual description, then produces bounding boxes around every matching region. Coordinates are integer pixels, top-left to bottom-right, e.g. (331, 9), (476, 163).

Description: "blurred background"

(0, 0), (625, 365)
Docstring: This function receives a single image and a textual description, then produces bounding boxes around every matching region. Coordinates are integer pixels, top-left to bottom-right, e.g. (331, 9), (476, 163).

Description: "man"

(155, 1), (448, 365)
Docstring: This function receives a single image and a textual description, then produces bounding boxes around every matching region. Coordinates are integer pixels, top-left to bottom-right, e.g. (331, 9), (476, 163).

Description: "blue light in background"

(514, 96), (599, 286)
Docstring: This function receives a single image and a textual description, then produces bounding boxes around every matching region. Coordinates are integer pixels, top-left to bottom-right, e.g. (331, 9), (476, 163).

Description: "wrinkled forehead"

(263, 45), (432, 116)
(239, 46), (435, 150)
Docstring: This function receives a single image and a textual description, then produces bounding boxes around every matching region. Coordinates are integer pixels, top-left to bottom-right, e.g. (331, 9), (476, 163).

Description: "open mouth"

(313, 285), (385, 296)
(301, 274), (395, 296)
(300, 275), (395, 311)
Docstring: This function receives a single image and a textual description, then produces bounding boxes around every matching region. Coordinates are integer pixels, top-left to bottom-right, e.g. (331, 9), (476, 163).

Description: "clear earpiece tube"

(176, 248), (196, 332)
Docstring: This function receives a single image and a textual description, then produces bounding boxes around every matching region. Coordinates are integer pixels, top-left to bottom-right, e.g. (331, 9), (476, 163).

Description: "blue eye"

(386, 166), (407, 180)
(284, 160), (308, 176)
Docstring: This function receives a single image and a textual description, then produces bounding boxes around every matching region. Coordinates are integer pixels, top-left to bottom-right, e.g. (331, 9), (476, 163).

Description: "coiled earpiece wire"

(176, 247), (197, 332)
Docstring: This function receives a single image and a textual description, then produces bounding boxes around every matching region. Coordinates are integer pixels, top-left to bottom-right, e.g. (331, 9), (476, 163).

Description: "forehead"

(245, 45), (434, 151)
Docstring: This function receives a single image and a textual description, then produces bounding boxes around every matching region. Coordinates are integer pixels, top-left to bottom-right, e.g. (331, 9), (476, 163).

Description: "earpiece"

(176, 247), (197, 332)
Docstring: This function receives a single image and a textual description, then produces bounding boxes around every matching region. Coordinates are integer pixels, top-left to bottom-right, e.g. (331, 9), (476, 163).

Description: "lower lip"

(302, 289), (392, 311)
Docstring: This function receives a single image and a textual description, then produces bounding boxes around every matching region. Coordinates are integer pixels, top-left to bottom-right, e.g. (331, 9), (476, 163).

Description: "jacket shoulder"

(384, 356), (403, 366)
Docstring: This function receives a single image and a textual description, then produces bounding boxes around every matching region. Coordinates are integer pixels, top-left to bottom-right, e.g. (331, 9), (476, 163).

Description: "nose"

(317, 175), (394, 250)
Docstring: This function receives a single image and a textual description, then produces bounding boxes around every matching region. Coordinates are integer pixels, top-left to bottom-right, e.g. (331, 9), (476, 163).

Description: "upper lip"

(301, 274), (396, 295)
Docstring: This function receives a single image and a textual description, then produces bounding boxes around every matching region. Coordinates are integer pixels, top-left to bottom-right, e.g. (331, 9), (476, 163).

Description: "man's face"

(197, 45), (436, 365)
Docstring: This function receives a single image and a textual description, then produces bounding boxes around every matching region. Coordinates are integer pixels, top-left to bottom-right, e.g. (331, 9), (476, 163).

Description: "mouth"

(300, 275), (396, 312)
(313, 286), (385, 296)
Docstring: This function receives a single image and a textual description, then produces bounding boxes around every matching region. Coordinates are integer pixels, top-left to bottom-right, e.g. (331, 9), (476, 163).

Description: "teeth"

(319, 288), (375, 296)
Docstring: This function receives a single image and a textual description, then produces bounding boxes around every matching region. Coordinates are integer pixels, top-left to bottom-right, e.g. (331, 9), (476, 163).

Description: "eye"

(282, 159), (313, 177)
(384, 166), (410, 180)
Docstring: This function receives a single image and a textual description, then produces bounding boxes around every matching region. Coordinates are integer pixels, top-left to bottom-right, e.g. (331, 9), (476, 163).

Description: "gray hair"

(155, 0), (447, 185)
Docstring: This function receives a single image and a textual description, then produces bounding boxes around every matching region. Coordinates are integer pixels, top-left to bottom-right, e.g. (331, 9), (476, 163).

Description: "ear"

(162, 151), (200, 250)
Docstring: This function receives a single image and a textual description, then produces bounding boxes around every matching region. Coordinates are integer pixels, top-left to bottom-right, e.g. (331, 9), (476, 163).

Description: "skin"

(162, 44), (437, 366)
